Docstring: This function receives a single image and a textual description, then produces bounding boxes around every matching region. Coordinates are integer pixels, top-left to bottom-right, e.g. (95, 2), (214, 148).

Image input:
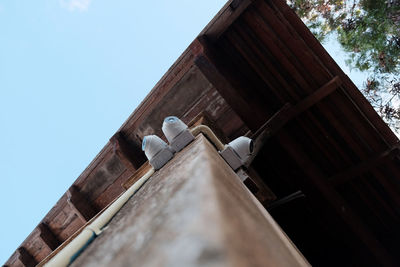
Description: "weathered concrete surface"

(71, 135), (309, 267)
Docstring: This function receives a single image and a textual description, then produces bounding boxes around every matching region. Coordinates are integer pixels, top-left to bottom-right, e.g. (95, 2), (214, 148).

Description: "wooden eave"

(5, 0), (400, 266)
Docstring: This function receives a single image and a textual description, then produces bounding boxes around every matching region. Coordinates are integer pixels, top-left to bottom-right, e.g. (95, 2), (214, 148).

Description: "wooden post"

(70, 135), (310, 267)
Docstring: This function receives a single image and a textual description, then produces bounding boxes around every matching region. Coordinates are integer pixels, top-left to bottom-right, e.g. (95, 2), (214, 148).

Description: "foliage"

(287, 0), (400, 131)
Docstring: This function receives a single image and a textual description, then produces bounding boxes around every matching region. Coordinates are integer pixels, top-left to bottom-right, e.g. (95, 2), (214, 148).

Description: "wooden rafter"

(38, 223), (60, 251)
(200, 0), (254, 41)
(252, 76), (342, 140)
(110, 131), (145, 172)
(16, 247), (36, 267)
(67, 186), (98, 223)
(191, 36), (266, 132)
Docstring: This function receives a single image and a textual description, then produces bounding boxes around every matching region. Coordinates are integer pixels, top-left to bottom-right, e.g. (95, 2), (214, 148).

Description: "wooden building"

(4, 0), (400, 266)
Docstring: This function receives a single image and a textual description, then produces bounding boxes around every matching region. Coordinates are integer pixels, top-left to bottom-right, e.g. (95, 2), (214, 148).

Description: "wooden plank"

(110, 131), (145, 172)
(216, 32), (284, 112)
(330, 146), (400, 186)
(16, 247), (37, 267)
(240, 5), (317, 94)
(191, 37), (266, 132)
(38, 223), (61, 251)
(252, 1), (330, 87)
(200, 0), (254, 42)
(226, 24), (296, 103)
(131, 66), (213, 141)
(67, 185), (98, 222)
(70, 135), (310, 267)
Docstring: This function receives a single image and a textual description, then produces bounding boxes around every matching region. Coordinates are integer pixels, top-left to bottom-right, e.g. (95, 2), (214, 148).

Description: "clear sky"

(0, 0), (226, 263)
(0, 0), (369, 264)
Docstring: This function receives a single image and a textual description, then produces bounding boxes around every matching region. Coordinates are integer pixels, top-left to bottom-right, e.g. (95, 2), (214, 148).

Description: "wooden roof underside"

(6, 0), (400, 266)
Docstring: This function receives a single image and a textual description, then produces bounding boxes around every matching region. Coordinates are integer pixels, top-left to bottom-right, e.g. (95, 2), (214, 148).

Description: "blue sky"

(0, 0), (368, 264)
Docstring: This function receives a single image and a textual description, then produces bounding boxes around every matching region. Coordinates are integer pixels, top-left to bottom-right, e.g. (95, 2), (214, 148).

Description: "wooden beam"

(191, 36), (266, 132)
(290, 76), (342, 116)
(17, 247), (37, 267)
(38, 223), (61, 251)
(67, 185), (98, 222)
(330, 145), (400, 186)
(200, 0), (254, 42)
(110, 131), (145, 172)
(246, 76), (342, 166)
(254, 76), (342, 139)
